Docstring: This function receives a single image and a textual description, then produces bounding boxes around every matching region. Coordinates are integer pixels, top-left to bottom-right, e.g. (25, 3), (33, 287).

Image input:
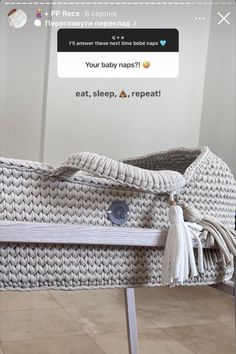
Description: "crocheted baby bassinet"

(0, 146), (235, 290)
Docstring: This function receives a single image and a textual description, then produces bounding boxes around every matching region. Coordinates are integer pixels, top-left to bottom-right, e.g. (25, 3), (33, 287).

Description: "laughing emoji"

(142, 61), (150, 69)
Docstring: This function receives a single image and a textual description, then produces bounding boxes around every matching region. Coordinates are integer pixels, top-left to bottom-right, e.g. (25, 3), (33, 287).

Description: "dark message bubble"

(58, 28), (179, 52)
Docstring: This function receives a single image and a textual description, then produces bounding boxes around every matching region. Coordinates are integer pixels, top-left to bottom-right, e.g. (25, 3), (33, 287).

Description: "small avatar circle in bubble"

(7, 9), (27, 29)
(142, 61), (151, 69)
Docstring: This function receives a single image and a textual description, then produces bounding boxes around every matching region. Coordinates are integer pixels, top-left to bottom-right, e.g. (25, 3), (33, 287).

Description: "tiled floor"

(0, 286), (235, 354)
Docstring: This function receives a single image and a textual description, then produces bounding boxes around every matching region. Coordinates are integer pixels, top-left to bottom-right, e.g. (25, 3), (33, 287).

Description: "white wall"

(43, 4), (212, 165)
(199, 6), (236, 176)
(0, 4), (51, 161)
(0, 2), (235, 176)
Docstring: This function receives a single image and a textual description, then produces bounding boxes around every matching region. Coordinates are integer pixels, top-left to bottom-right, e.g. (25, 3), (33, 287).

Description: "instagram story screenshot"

(0, 1), (236, 354)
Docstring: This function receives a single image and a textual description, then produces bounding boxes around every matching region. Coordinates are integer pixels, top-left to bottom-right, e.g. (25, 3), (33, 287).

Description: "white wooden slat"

(0, 220), (213, 248)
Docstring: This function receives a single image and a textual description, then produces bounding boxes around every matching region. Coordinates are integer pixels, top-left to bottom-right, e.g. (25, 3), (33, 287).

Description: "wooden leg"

(124, 288), (139, 354)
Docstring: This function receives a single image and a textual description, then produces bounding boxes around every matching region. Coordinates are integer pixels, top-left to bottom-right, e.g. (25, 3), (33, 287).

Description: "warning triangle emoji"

(119, 90), (127, 98)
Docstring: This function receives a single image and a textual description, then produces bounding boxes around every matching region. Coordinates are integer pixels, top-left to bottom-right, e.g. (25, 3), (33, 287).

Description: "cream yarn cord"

(182, 203), (236, 265)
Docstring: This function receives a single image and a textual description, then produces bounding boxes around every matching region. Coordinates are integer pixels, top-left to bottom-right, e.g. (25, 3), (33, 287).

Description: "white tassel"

(162, 204), (199, 286)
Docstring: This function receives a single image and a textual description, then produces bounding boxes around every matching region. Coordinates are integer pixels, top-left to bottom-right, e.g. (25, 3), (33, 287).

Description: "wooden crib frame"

(0, 220), (235, 354)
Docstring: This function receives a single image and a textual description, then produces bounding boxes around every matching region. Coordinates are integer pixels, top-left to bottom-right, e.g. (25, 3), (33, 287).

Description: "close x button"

(217, 12), (230, 25)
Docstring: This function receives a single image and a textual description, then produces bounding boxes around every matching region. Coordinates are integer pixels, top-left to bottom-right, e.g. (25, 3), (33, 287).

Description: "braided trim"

(51, 152), (186, 194)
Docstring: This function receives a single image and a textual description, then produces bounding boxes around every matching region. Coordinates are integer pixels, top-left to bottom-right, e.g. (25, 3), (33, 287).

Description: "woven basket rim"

(0, 146), (211, 194)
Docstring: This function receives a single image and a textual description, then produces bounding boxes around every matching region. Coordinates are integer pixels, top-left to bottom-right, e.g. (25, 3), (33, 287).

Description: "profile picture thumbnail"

(7, 9), (27, 29)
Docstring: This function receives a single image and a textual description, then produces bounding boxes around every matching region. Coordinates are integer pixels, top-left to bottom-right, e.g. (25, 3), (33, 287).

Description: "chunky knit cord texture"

(0, 147), (235, 290)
